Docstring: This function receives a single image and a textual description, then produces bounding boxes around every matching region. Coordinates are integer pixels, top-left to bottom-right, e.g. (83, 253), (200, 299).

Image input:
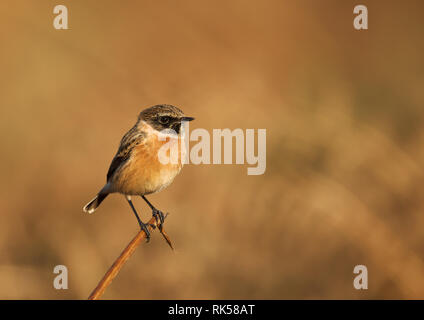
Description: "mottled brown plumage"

(107, 125), (145, 182)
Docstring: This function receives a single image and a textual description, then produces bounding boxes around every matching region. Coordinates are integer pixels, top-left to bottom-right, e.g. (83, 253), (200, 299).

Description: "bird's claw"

(139, 222), (151, 242)
(152, 209), (165, 231)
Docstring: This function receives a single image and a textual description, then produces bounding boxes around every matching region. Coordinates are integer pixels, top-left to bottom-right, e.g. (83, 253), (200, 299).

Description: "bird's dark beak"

(181, 116), (195, 122)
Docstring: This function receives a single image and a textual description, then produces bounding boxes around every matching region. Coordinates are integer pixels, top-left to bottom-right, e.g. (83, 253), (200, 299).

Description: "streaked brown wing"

(106, 125), (145, 182)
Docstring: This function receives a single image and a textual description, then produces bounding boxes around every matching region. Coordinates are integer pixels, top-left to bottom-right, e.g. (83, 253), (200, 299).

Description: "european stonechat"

(83, 104), (194, 239)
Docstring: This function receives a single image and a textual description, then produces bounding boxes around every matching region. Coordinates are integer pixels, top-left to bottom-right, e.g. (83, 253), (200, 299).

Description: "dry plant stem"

(88, 213), (173, 300)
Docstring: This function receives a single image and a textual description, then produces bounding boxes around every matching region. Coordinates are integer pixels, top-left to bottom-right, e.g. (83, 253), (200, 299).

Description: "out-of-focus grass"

(0, 0), (424, 299)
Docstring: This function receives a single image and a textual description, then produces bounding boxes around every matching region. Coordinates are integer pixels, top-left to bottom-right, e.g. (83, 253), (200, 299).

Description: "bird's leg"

(126, 197), (151, 241)
(141, 195), (165, 231)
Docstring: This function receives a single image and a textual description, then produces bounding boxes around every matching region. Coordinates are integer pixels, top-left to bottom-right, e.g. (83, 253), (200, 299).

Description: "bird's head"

(138, 104), (194, 134)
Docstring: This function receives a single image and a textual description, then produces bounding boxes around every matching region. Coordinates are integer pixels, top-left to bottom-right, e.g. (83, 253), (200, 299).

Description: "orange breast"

(113, 133), (185, 195)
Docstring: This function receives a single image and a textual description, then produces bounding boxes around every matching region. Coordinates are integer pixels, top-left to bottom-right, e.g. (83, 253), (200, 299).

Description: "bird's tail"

(83, 193), (108, 214)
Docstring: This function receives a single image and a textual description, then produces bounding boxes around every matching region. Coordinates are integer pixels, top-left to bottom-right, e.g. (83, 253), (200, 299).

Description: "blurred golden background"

(1, 0), (424, 299)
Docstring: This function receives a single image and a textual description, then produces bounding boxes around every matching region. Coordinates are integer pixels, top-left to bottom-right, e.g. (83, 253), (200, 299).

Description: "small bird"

(83, 104), (194, 240)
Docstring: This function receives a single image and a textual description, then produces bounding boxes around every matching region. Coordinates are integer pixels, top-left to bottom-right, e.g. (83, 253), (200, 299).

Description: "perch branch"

(88, 214), (173, 300)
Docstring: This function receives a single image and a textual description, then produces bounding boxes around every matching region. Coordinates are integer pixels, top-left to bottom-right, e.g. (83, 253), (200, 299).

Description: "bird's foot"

(152, 208), (165, 231)
(138, 221), (151, 242)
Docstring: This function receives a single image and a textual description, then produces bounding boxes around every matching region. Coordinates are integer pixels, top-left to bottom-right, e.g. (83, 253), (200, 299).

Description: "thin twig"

(88, 214), (173, 300)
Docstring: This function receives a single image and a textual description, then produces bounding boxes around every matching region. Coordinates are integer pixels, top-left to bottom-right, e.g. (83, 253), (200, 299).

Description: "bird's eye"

(158, 116), (170, 124)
